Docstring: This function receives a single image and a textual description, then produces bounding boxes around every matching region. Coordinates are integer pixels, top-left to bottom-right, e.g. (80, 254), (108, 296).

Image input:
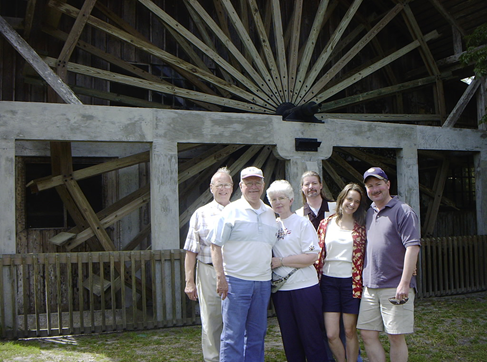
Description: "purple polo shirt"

(363, 196), (421, 289)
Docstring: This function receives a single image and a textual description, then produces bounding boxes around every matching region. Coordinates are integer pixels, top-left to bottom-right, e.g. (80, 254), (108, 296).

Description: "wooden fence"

(418, 235), (487, 297)
(1, 236), (486, 339)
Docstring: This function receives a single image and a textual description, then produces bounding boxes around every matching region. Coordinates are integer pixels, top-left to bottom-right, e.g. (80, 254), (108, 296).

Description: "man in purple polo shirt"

(357, 167), (421, 362)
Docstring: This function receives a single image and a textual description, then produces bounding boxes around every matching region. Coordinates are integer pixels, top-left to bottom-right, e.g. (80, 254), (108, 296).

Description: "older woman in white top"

(267, 180), (327, 362)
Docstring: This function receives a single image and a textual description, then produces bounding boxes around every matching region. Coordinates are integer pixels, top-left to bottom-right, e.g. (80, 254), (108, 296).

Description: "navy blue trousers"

(272, 285), (328, 362)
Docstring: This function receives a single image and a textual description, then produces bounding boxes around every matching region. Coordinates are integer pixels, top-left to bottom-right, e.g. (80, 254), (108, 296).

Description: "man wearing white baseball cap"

(211, 166), (279, 362)
(357, 167), (421, 362)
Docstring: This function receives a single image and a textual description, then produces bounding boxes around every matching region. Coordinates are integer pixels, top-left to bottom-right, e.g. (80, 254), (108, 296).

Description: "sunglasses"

(388, 297), (409, 305)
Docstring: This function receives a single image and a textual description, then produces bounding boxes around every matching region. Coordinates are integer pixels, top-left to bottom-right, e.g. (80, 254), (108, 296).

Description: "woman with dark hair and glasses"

(316, 183), (367, 362)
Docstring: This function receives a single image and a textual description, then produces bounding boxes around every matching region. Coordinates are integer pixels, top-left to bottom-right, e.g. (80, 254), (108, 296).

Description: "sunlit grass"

(0, 292), (485, 361)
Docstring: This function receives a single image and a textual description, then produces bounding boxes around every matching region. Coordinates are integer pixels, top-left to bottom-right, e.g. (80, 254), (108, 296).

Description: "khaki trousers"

(197, 261), (223, 362)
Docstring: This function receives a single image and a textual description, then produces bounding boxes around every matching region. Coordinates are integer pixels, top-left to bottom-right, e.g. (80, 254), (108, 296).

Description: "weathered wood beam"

(95, 1), (223, 108)
(285, 0), (302, 102)
(292, 0), (332, 103)
(313, 30), (440, 104)
(42, 27), (219, 112)
(181, 0), (279, 105)
(0, 15), (82, 105)
(212, 0), (242, 73)
(65, 185), (150, 250)
(49, 142), (91, 237)
(478, 77), (487, 131)
(66, 183), (150, 240)
(330, 153), (363, 184)
(217, 0), (282, 103)
(181, 0), (234, 88)
(28, 151), (150, 193)
(442, 77), (481, 128)
(338, 147), (458, 209)
(317, 113), (441, 122)
(26, 76), (172, 109)
(319, 72), (453, 112)
(302, 3), (403, 104)
(56, 0), (98, 81)
(422, 158), (450, 236)
(140, 1), (218, 85)
(402, 4), (446, 120)
(261, 151), (278, 189)
(247, 0), (285, 101)
(123, 223), (151, 252)
(294, 0), (363, 104)
(338, 1), (404, 111)
(179, 145), (229, 173)
(49, 0), (272, 111)
(23, 0), (37, 41)
(178, 145), (243, 184)
(71, 85), (172, 109)
(179, 161), (227, 204)
(238, 0), (251, 62)
(94, 2), (146, 41)
(179, 145), (262, 227)
(428, 0), (466, 37)
(44, 0), (66, 29)
(64, 178), (116, 251)
(436, 44), (487, 68)
(322, 160), (346, 191)
(42, 56), (271, 113)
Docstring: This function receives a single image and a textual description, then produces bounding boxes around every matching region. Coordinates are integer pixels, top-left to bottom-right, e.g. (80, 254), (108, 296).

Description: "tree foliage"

(460, 23), (487, 76)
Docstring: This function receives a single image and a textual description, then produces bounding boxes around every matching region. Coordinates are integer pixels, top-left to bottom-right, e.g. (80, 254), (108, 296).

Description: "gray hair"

(211, 167), (232, 184)
(266, 180), (294, 201)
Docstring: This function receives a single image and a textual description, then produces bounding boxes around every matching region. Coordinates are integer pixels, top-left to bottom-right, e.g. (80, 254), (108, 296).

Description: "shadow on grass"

(1, 292), (486, 362)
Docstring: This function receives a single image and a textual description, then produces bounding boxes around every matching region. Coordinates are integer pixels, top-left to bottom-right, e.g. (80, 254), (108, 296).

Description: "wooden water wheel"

(2, 0), (482, 251)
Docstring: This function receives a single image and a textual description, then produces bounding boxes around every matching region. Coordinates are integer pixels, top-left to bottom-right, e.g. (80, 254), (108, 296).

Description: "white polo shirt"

(211, 197), (279, 281)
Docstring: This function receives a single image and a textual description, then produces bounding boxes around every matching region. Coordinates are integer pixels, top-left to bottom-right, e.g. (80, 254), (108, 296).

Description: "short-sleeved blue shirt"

(363, 196), (421, 289)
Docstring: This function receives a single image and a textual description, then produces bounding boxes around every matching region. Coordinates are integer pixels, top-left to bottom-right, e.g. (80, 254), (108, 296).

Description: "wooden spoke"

(31, 0), (471, 121)
(313, 30), (440, 104)
(286, 0), (303, 101)
(301, 3), (404, 103)
(248, 0), (285, 101)
(292, 0), (332, 103)
(293, 0), (364, 104)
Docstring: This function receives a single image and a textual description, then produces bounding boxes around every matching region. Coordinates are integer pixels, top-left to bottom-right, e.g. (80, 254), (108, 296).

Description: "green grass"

(0, 291), (486, 361)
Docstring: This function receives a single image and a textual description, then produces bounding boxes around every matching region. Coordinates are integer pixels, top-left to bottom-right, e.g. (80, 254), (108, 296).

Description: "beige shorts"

(357, 287), (415, 334)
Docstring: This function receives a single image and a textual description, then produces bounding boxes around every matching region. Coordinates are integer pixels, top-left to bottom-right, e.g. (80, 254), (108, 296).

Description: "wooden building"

(0, 0), (486, 338)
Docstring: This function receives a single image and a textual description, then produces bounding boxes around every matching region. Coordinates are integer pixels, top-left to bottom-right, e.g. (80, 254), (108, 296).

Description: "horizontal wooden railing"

(1, 236), (486, 338)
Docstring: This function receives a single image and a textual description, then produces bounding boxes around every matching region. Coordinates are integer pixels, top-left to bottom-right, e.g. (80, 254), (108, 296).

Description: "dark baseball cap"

(363, 167), (389, 182)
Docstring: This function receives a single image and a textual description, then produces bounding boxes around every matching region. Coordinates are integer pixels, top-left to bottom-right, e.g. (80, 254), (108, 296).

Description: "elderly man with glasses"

(183, 167), (234, 362)
(211, 166), (279, 362)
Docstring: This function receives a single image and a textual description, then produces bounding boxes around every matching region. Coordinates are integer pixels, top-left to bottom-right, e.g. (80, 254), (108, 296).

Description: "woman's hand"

(271, 256), (282, 269)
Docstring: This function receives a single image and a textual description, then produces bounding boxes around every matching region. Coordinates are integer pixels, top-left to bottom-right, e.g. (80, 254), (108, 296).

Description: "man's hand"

(395, 280), (410, 301)
(216, 277), (228, 300)
(185, 282), (198, 301)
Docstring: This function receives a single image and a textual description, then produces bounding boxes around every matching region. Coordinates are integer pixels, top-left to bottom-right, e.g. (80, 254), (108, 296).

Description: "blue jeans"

(220, 275), (271, 362)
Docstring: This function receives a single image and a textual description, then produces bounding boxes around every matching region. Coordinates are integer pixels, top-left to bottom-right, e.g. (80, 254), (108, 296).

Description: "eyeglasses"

(242, 181), (263, 187)
(388, 297), (409, 305)
(212, 183), (233, 189)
